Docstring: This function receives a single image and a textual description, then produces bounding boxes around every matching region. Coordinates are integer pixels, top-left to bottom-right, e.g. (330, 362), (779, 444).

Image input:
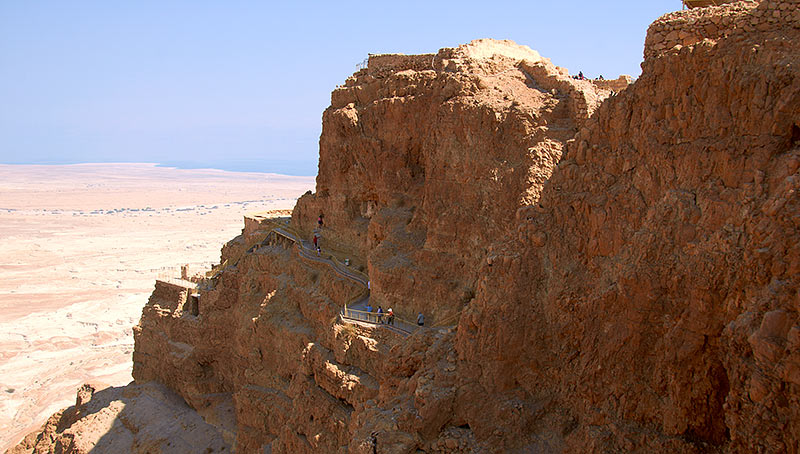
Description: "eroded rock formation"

(459, 1), (800, 451)
(7, 382), (229, 454)
(12, 1), (800, 452)
(292, 39), (618, 325)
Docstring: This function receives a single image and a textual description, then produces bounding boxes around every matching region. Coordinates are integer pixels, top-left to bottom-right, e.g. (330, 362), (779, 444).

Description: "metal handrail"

(274, 226), (370, 286)
(343, 307), (383, 324)
(275, 223), (366, 276)
(431, 308), (465, 328)
(342, 305), (417, 332)
(330, 255), (368, 286)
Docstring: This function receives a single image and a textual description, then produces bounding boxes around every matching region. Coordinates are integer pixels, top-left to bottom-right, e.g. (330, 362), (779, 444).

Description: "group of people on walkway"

(313, 212), (324, 256)
(364, 304), (395, 325)
(363, 303), (424, 327)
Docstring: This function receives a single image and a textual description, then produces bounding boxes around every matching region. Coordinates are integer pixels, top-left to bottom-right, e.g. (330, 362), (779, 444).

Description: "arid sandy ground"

(0, 163), (314, 451)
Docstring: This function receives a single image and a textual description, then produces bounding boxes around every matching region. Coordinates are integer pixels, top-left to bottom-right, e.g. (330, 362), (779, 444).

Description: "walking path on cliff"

(268, 226), (418, 335)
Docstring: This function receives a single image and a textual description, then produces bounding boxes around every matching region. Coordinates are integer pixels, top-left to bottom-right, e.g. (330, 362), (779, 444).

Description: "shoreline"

(0, 161), (316, 178)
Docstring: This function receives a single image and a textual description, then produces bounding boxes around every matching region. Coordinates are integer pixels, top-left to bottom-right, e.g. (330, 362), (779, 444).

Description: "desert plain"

(0, 163), (314, 451)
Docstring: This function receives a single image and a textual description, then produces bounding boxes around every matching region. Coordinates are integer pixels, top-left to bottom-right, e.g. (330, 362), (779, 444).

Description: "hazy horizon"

(0, 158), (316, 176)
(1, 1), (680, 177)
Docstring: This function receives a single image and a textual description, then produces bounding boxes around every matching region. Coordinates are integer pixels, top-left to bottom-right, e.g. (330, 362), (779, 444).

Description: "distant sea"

(1, 159), (316, 177)
(156, 159), (316, 176)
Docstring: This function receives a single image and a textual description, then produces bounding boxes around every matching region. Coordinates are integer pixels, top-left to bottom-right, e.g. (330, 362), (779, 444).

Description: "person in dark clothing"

(370, 432), (379, 454)
(318, 213), (324, 228)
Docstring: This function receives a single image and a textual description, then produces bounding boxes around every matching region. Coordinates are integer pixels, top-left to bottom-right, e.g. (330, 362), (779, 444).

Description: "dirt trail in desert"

(0, 163), (314, 451)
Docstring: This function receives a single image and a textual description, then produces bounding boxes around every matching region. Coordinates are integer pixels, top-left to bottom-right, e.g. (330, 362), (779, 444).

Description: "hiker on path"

(387, 308), (394, 325)
(417, 312), (424, 326)
(312, 234), (318, 249)
(318, 213), (324, 228)
(370, 432), (378, 454)
(377, 306), (384, 324)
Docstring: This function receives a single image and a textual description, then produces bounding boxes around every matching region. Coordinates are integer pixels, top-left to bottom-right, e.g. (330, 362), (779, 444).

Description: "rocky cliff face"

(129, 39), (626, 453)
(13, 1), (800, 453)
(292, 39), (615, 325)
(457, 1), (800, 451)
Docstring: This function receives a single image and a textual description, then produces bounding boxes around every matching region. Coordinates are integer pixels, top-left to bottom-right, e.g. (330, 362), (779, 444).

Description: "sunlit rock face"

(14, 1), (800, 452)
(293, 39), (618, 325)
(131, 37), (627, 453)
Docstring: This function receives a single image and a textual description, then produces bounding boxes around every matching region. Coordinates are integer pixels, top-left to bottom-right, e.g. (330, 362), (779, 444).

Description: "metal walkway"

(265, 226), (417, 336)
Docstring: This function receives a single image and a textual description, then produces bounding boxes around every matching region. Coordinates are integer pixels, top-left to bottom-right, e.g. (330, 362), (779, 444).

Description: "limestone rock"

(293, 38), (612, 327)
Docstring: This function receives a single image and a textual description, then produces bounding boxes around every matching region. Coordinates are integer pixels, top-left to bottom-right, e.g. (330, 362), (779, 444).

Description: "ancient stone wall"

(366, 53), (436, 77)
(243, 210), (291, 236)
(644, 0), (800, 60)
(149, 280), (190, 313)
(589, 75), (632, 92)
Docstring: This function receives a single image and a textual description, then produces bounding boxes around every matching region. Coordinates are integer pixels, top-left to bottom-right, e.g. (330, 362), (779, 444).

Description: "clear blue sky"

(0, 1), (679, 176)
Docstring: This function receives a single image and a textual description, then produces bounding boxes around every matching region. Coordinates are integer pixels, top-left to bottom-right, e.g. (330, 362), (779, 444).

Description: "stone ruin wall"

(644, 0), (800, 60)
(589, 75), (632, 92)
(149, 280), (191, 313)
(359, 48), (631, 119)
(366, 53), (436, 77)
(243, 215), (267, 236)
(517, 60), (626, 123)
